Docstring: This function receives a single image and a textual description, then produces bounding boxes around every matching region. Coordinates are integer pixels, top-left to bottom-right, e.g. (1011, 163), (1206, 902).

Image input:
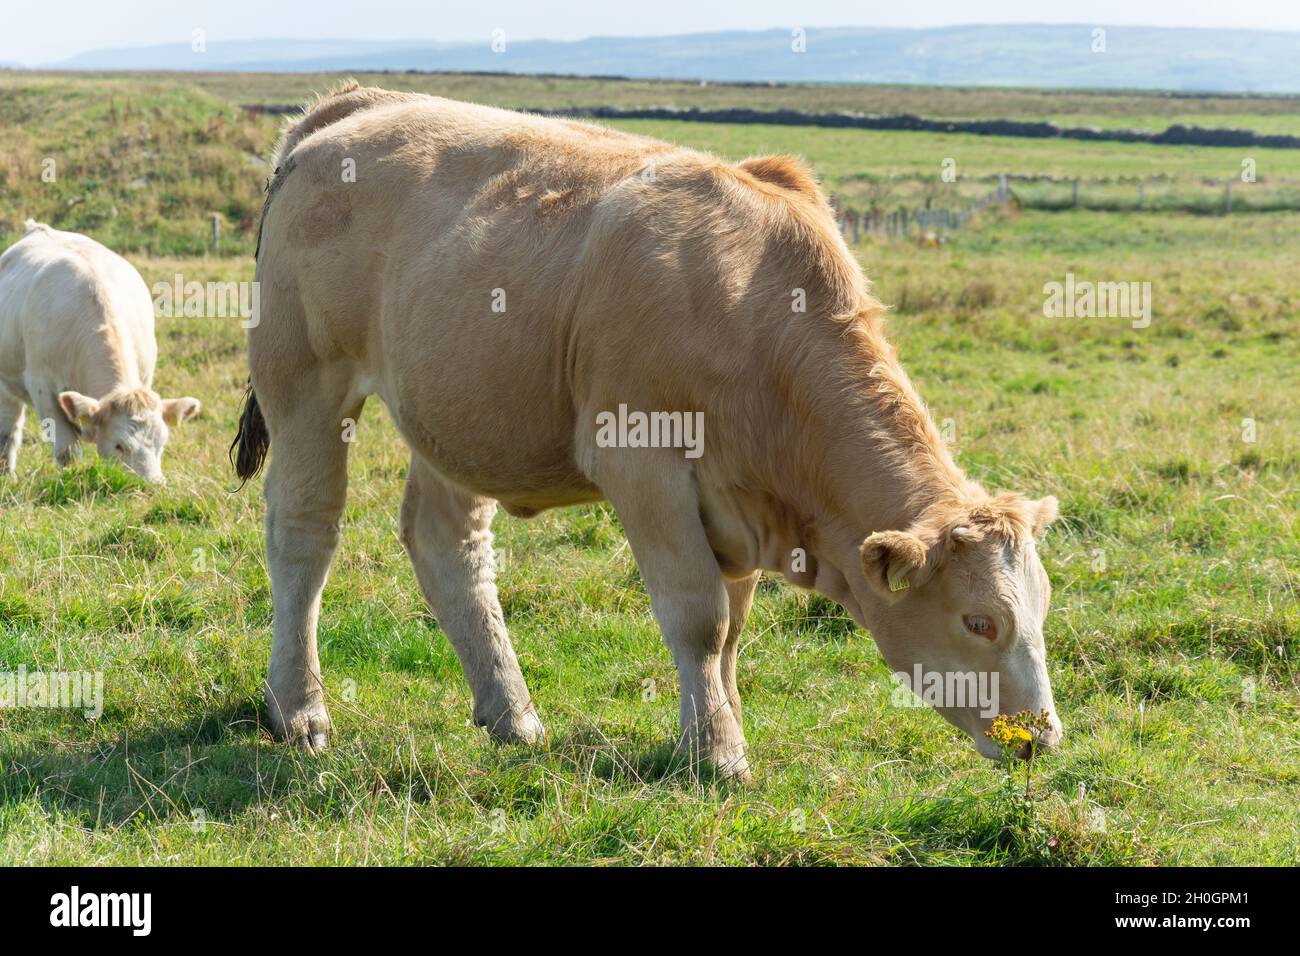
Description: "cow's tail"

(234, 82), (411, 489)
(230, 383), (269, 487)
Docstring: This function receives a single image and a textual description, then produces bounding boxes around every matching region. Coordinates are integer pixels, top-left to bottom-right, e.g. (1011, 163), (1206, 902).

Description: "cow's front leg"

(26, 381), (80, 467)
(604, 462), (750, 780)
(0, 396), (24, 476)
(723, 573), (760, 729)
(399, 456), (543, 744)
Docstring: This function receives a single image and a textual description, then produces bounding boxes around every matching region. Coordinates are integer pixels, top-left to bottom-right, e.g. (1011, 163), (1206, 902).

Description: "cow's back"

(259, 93), (682, 367)
(254, 90), (856, 506)
(256, 94), (688, 500)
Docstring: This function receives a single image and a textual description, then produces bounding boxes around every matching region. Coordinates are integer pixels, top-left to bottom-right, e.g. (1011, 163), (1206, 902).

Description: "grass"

(0, 75), (1297, 866)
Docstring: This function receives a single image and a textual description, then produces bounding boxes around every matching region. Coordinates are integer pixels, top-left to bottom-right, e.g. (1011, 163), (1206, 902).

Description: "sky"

(4, 0), (1298, 65)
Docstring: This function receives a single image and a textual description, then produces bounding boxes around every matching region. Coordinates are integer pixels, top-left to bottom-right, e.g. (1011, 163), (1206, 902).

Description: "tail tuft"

(230, 383), (269, 487)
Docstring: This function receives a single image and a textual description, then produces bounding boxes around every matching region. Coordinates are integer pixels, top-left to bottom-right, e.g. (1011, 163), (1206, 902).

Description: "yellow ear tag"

(889, 577), (910, 593)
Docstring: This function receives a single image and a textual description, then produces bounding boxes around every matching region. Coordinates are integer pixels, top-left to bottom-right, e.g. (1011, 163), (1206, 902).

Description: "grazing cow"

(0, 221), (201, 482)
(234, 85), (1062, 777)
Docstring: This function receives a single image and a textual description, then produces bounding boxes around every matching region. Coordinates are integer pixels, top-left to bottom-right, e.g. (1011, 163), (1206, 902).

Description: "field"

(0, 72), (1297, 865)
(181, 70), (1300, 134)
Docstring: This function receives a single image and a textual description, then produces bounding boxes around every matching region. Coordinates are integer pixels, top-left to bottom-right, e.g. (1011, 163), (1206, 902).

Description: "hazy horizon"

(5, 0), (1299, 65)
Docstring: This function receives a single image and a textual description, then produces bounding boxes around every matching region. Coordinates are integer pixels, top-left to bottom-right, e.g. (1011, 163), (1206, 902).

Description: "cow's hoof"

(681, 733), (752, 782)
(267, 693), (332, 754)
(720, 757), (752, 783)
(479, 707), (545, 745)
(54, 446), (82, 467)
(709, 747), (752, 783)
(291, 726), (331, 754)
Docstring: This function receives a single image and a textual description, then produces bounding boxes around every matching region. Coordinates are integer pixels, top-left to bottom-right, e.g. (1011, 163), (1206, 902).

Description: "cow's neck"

(790, 316), (975, 541)
(703, 313), (975, 595)
(697, 307), (977, 605)
(726, 315), (972, 620)
(71, 318), (138, 400)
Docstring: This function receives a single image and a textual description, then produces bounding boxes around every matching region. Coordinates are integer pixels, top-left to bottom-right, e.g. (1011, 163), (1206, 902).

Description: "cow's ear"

(161, 397), (202, 425)
(1031, 496), (1059, 539)
(860, 530), (927, 602)
(59, 391), (100, 424)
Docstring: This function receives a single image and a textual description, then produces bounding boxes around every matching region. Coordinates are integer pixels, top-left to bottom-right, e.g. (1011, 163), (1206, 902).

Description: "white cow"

(0, 221), (200, 482)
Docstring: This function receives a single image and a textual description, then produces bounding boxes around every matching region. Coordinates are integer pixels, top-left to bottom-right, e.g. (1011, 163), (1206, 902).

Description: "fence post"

(851, 213), (860, 245)
(998, 174), (1008, 200)
(211, 214), (221, 252)
(1072, 179), (1079, 207)
(1137, 182), (1144, 210)
(1224, 179), (1232, 214)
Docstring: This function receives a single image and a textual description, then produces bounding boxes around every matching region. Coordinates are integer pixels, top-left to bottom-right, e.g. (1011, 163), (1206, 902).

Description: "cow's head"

(59, 387), (201, 484)
(855, 494), (1062, 760)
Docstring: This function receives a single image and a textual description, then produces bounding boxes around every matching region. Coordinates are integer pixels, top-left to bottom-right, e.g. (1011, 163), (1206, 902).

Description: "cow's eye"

(963, 614), (997, 641)
(115, 443), (125, 454)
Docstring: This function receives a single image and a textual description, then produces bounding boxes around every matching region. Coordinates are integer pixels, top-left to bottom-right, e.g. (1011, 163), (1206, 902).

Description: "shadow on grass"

(0, 700), (1151, 864)
(0, 697), (280, 828)
(486, 722), (752, 791)
(582, 733), (718, 786)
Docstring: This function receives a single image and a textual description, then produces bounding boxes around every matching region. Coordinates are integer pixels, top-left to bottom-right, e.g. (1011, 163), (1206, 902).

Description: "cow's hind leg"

(400, 457), (543, 743)
(602, 461), (750, 780)
(0, 394), (24, 476)
(257, 364), (360, 752)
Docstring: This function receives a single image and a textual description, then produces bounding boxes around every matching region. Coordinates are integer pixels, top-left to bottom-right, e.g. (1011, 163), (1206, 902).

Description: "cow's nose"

(1016, 722), (1062, 759)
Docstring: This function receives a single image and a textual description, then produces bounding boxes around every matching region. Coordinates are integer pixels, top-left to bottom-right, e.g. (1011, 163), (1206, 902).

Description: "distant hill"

(44, 25), (1300, 93)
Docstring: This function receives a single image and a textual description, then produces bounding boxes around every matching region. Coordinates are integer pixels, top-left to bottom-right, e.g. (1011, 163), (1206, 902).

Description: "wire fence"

(1011, 176), (1300, 214)
(832, 173), (1300, 242)
(831, 178), (1015, 243)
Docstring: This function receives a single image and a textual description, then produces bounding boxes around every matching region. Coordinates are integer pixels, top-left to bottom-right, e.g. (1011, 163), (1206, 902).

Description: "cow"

(0, 221), (201, 483)
(233, 84), (1062, 778)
